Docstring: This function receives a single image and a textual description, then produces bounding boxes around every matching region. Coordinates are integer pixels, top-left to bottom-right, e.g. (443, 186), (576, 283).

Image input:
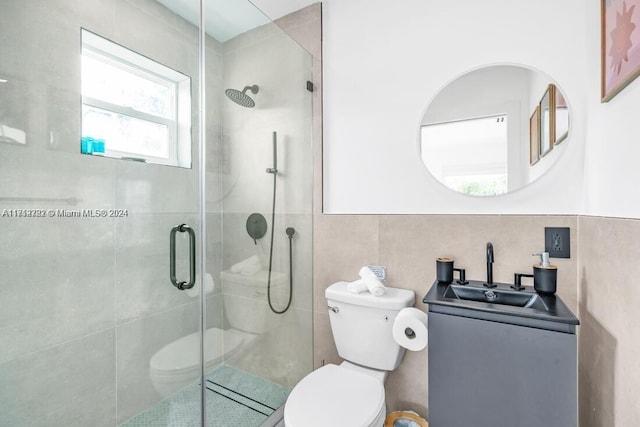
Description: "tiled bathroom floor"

(120, 365), (290, 427)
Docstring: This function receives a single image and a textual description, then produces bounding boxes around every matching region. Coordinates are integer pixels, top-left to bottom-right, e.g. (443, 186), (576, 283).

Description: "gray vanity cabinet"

(428, 311), (577, 427)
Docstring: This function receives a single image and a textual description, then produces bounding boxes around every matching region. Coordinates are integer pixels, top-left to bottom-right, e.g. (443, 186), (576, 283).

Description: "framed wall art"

(601, 0), (640, 102)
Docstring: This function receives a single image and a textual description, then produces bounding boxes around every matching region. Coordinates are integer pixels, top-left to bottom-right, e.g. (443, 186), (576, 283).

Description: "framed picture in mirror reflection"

(529, 106), (540, 166)
(554, 85), (569, 145)
(539, 85), (554, 158)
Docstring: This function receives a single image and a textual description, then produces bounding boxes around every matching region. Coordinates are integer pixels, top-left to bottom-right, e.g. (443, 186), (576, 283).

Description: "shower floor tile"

(120, 365), (290, 427)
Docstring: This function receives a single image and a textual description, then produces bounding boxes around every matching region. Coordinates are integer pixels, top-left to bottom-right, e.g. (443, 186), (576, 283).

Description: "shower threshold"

(120, 365), (289, 427)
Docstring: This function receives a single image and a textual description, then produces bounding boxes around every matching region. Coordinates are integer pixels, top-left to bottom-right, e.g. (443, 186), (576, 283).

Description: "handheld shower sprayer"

(265, 130), (293, 314)
(266, 131), (277, 174)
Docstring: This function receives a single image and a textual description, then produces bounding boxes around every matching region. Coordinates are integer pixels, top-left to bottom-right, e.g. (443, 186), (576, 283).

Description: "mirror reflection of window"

(421, 114), (508, 196)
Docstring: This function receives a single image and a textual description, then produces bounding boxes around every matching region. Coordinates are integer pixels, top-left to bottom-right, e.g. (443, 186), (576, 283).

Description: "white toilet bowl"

(284, 281), (416, 426)
(149, 327), (248, 396)
(284, 363), (386, 427)
(150, 269), (287, 397)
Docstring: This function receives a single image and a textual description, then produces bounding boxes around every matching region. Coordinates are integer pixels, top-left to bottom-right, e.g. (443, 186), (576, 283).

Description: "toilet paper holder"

(393, 307), (429, 352)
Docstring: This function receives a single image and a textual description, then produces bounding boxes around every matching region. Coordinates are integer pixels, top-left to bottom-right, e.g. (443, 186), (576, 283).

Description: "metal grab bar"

(169, 224), (196, 290)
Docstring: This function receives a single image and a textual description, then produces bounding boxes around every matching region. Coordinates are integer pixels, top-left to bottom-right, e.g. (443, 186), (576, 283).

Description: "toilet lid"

(150, 328), (245, 373)
(284, 364), (385, 427)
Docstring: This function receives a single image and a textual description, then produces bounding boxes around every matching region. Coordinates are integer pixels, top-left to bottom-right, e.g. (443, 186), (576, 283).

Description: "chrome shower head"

(225, 84), (259, 108)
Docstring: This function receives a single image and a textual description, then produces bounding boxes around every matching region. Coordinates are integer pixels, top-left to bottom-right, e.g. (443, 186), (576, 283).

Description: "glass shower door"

(205, 1), (315, 426)
(0, 0), (208, 425)
(0, 0), (315, 425)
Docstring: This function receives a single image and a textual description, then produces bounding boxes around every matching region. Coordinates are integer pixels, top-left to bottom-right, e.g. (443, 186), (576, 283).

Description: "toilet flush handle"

(327, 305), (339, 313)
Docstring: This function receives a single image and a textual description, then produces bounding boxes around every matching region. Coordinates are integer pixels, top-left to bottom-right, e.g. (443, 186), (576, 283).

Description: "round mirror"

(420, 65), (570, 196)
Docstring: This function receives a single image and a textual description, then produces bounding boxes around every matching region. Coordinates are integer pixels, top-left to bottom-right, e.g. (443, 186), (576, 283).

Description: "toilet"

(149, 269), (287, 396)
(284, 281), (415, 427)
(149, 327), (246, 396)
(221, 269), (287, 334)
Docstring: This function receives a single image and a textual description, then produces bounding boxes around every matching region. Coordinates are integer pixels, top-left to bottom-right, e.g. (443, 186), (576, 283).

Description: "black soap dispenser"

(532, 252), (557, 294)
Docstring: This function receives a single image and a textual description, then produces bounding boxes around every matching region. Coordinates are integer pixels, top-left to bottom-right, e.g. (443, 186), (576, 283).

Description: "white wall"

(322, 0), (588, 214)
(256, 0), (640, 221)
(583, 2), (640, 219)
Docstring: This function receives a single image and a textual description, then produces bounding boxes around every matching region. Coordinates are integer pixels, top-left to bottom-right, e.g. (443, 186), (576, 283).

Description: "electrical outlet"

(545, 227), (570, 258)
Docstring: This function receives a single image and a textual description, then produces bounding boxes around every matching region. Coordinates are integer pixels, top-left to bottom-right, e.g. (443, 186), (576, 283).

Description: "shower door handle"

(169, 224), (196, 290)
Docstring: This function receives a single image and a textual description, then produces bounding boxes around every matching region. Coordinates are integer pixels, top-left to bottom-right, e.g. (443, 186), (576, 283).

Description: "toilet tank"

(325, 281), (415, 371)
(221, 270), (287, 334)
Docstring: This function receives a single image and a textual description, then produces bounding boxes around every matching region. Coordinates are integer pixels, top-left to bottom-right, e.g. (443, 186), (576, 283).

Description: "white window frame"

(81, 28), (192, 168)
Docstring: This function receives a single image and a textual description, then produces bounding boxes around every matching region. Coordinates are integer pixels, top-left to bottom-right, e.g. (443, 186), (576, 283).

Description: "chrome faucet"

(484, 242), (496, 288)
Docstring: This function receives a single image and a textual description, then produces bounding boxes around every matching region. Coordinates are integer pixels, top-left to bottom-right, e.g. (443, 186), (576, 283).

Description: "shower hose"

(266, 169), (294, 314)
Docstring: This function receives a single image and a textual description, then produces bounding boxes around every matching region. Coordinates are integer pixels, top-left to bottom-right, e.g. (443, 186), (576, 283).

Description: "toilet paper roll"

(392, 307), (428, 351)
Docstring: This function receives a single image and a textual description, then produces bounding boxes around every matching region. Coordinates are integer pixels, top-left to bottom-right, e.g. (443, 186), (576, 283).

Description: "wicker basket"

(384, 410), (428, 427)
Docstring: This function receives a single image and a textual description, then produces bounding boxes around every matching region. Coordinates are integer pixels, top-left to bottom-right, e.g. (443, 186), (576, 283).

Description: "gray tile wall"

(218, 13), (315, 389)
(578, 216), (640, 427)
(1, 1), (317, 424)
(0, 0), (223, 424)
(0, 330), (117, 427)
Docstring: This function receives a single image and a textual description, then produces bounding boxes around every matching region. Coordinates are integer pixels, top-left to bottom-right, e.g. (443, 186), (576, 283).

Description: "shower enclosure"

(0, 0), (315, 425)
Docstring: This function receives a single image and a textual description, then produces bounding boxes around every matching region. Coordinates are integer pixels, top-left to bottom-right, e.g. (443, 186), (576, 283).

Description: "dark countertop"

(423, 279), (579, 333)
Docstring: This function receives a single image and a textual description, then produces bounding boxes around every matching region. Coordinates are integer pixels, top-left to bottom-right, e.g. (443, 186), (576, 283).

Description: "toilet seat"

(150, 328), (245, 377)
(284, 364), (386, 427)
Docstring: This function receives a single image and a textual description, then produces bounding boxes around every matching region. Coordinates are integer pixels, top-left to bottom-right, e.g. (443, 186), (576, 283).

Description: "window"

(80, 29), (191, 167)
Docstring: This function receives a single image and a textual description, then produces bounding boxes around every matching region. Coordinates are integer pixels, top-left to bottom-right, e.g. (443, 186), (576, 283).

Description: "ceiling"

(155, 0), (317, 42)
